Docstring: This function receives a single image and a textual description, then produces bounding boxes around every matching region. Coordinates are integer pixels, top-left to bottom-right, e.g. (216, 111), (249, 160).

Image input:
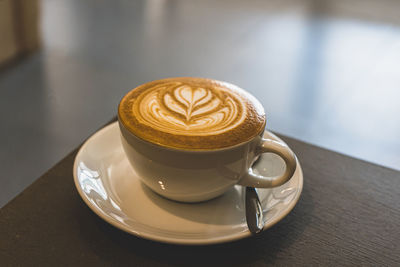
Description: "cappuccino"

(118, 77), (265, 150)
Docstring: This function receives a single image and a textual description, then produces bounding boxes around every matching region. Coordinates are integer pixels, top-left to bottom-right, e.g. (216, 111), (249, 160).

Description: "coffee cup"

(118, 77), (296, 202)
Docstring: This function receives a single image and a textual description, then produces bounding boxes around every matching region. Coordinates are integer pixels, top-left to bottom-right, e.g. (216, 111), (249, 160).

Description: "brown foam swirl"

(133, 82), (246, 136)
(119, 77), (266, 150)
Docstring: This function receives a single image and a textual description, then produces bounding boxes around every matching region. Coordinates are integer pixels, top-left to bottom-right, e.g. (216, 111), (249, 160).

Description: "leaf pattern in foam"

(134, 82), (247, 136)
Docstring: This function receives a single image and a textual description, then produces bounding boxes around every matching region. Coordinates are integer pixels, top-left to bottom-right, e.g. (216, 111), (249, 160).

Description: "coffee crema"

(118, 77), (266, 150)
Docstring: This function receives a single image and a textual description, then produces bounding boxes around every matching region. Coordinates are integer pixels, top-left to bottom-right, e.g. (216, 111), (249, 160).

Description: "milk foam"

(119, 78), (266, 150)
(132, 82), (247, 136)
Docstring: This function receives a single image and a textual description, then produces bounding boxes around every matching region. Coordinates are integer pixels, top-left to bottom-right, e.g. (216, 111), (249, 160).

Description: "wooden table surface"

(1, 120), (399, 266)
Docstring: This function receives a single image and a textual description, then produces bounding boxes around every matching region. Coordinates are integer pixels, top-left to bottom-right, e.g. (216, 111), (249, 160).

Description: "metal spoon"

(245, 186), (264, 234)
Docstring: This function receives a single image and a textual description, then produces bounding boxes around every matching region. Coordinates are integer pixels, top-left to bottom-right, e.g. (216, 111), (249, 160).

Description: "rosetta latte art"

(132, 82), (247, 136)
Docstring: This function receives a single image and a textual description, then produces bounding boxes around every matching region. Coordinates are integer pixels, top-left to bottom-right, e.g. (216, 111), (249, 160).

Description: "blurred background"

(1, 0), (400, 207)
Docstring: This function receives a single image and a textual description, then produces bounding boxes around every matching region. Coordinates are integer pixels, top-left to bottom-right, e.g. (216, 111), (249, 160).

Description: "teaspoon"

(245, 186), (264, 234)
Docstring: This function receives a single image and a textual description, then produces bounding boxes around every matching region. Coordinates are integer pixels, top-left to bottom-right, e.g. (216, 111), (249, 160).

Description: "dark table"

(1, 119), (399, 266)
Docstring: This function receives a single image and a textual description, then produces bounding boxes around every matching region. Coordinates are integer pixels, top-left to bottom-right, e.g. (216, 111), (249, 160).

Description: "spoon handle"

(245, 187), (264, 234)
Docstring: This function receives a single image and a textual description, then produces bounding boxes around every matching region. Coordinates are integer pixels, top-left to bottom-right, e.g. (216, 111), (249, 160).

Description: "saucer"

(73, 122), (303, 245)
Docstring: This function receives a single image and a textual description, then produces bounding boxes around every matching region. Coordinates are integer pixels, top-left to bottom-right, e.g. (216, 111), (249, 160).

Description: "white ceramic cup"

(118, 120), (297, 203)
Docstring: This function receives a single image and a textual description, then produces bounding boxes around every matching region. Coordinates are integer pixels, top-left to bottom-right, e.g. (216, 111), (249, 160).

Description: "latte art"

(118, 77), (266, 150)
(133, 83), (246, 136)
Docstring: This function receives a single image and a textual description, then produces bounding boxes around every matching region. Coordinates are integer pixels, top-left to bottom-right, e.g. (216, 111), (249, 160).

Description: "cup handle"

(238, 138), (297, 188)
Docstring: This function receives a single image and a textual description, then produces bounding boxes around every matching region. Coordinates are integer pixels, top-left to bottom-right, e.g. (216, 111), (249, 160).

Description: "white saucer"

(73, 122), (303, 245)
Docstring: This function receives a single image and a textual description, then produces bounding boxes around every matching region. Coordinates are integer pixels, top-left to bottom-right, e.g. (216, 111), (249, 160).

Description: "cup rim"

(117, 77), (266, 152)
(118, 115), (266, 153)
